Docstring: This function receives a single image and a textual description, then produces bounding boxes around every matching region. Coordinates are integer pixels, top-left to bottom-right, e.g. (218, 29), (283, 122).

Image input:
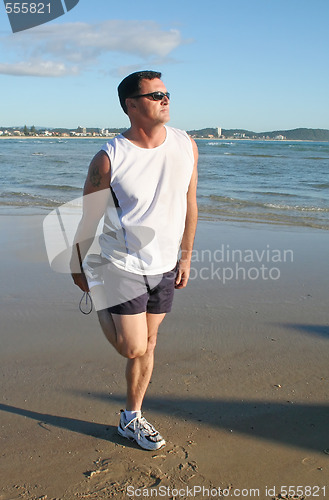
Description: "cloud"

(0, 20), (186, 77)
(28, 20), (183, 60)
(0, 60), (79, 77)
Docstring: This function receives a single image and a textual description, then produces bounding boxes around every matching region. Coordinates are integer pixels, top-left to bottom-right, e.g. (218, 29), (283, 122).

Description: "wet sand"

(0, 215), (328, 499)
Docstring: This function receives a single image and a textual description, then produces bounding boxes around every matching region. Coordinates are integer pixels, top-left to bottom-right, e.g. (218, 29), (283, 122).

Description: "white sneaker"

(117, 411), (166, 451)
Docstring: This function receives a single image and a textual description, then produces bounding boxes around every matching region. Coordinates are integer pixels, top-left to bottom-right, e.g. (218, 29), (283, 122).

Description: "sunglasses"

(132, 91), (170, 101)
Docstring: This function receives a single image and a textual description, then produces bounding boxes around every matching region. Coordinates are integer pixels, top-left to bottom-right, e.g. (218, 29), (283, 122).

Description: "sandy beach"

(0, 215), (328, 499)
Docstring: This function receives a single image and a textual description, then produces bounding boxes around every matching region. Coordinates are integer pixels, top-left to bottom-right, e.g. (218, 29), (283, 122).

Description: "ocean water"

(197, 139), (329, 229)
(1, 137), (329, 229)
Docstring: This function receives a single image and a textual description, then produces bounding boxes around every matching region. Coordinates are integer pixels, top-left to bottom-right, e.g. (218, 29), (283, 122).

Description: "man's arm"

(175, 138), (198, 289)
(70, 150), (111, 292)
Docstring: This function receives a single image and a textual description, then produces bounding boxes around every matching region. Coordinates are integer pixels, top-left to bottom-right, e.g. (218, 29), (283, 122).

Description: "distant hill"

(187, 127), (329, 141)
(2, 125), (328, 142)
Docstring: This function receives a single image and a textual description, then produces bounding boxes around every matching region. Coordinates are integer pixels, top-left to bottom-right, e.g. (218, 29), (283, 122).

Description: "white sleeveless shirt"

(99, 126), (194, 275)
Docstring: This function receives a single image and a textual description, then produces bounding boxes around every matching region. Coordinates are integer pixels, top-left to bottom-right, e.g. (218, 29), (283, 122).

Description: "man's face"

(130, 78), (170, 125)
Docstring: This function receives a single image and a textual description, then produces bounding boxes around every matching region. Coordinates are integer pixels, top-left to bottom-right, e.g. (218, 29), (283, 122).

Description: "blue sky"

(0, 0), (328, 131)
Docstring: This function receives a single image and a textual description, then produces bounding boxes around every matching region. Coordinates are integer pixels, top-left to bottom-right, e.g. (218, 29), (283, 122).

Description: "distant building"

(76, 126), (87, 135)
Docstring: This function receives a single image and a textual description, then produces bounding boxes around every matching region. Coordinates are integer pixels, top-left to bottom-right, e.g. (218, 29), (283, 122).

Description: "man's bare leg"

(97, 310), (165, 409)
(97, 308), (118, 348)
(97, 308), (167, 449)
(98, 310), (165, 411)
(97, 310), (148, 358)
(125, 313), (166, 410)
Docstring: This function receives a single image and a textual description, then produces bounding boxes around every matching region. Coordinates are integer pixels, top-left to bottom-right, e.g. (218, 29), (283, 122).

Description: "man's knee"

(118, 334), (157, 359)
(118, 341), (148, 359)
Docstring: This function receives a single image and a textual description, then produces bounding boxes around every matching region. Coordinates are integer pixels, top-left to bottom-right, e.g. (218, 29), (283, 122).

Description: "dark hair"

(118, 70), (162, 114)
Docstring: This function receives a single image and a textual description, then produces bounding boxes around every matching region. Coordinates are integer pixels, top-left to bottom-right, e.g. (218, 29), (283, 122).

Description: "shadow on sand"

(1, 395), (328, 454)
(0, 403), (140, 449)
(275, 323), (329, 340)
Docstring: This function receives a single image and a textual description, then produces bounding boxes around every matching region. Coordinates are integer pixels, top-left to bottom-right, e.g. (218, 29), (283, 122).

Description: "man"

(71, 70), (198, 451)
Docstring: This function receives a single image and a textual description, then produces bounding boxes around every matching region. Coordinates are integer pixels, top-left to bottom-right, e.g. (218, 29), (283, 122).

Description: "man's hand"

(71, 272), (89, 292)
(175, 137), (198, 290)
(175, 258), (191, 289)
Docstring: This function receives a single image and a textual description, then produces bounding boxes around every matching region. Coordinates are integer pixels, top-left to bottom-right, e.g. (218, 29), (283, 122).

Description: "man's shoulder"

(166, 126), (194, 150)
(100, 133), (126, 157)
(166, 126), (191, 142)
(102, 133), (123, 148)
(167, 125), (187, 135)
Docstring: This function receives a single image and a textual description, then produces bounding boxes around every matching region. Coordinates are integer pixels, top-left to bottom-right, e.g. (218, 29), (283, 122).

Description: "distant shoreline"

(1, 126), (329, 142)
(0, 135), (326, 143)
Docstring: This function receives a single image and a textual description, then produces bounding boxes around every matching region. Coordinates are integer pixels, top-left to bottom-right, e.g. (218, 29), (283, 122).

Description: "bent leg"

(97, 309), (166, 411)
(97, 309), (148, 358)
(97, 308), (118, 348)
(125, 312), (166, 411)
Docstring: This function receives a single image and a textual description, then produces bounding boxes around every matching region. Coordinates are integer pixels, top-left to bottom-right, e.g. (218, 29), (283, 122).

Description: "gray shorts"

(107, 265), (177, 315)
(84, 256), (177, 315)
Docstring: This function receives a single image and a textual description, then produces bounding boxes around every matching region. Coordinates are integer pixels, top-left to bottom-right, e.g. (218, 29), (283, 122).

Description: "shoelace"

(139, 417), (157, 434)
(124, 416), (157, 438)
(124, 416), (142, 440)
